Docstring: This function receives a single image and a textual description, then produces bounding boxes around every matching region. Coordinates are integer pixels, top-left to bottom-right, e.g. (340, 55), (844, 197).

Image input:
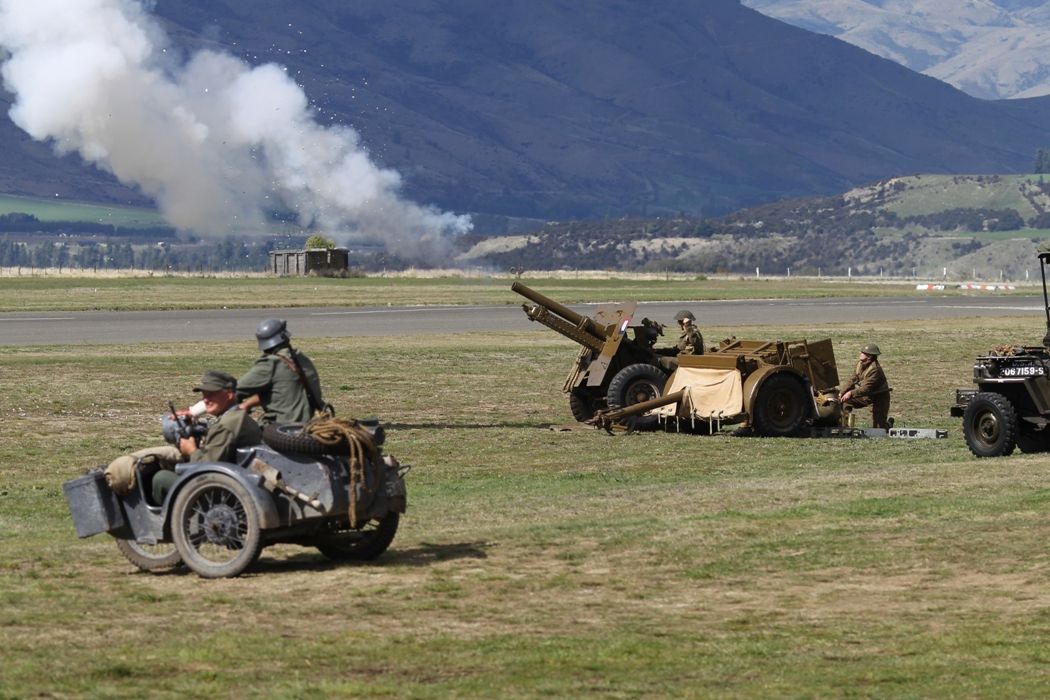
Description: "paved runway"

(0, 295), (1044, 346)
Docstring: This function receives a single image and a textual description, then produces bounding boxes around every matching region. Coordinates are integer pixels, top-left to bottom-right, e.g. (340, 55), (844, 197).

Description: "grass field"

(2, 305), (1050, 697)
(0, 273), (1032, 312)
(0, 194), (168, 226)
(878, 174), (1048, 219)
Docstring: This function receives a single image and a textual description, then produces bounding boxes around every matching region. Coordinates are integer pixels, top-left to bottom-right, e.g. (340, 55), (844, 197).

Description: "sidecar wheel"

(171, 473), (263, 578)
(114, 537), (181, 572)
(316, 513), (399, 561)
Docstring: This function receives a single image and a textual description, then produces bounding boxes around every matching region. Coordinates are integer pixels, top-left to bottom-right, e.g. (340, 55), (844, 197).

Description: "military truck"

(593, 337), (844, 436)
(512, 282), (672, 424)
(951, 250), (1050, 457)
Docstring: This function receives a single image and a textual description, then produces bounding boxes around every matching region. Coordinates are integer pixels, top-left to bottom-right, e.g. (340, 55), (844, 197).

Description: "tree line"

(0, 237), (275, 272)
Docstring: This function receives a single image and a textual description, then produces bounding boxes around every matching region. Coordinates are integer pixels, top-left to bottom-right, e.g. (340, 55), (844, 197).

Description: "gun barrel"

(594, 389), (685, 428)
(511, 282), (608, 341)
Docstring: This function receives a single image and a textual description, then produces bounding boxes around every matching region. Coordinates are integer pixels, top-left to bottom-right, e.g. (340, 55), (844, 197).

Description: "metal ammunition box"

(63, 471), (125, 538)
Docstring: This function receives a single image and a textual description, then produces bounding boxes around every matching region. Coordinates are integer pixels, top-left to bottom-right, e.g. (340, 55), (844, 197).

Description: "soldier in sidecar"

(64, 373), (408, 579)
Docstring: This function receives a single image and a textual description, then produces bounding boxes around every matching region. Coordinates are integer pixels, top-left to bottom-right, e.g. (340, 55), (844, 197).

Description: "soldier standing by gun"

(656, 310), (705, 371)
(237, 318), (328, 425)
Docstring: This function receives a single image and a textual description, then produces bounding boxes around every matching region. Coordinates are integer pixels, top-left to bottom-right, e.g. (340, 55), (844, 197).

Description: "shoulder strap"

(276, 348), (326, 414)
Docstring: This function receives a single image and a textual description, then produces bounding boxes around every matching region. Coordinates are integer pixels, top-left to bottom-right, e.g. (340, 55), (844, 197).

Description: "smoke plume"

(0, 0), (471, 259)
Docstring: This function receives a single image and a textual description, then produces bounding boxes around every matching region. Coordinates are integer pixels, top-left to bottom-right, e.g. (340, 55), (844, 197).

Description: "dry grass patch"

(3, 314), (1050, 696)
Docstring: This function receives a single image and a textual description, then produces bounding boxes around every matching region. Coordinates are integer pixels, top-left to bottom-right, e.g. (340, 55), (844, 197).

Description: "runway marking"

(311, 305), (506, 316)
(0, 317), (76, 322)
(931, 305), (1042, 311)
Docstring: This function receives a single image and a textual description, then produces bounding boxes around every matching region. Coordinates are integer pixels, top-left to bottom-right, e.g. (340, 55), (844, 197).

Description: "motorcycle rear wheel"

(315, 512), (399, 561)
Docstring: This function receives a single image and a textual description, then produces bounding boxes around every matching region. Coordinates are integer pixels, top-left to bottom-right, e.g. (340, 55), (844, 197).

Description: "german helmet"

(255, 318), (291, 352)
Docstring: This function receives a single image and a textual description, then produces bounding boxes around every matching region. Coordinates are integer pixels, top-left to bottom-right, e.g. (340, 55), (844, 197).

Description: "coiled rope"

(303, 416), (381, 526)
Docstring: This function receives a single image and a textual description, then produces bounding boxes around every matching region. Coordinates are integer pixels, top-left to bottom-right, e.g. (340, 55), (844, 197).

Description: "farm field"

(2, 308), (1049, 697)
(0, 194), (167, 226)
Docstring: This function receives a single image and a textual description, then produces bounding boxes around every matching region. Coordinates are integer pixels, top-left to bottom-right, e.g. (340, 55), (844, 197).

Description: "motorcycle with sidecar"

(63, 417), (408, 579)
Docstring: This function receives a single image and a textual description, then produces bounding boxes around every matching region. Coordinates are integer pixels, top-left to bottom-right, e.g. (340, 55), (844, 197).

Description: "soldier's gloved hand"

(178, 435), (198, 456)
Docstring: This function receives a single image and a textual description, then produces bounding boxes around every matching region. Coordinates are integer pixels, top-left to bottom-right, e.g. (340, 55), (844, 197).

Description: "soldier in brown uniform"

(656, 310), (704, 371)
(839, 343), (892, 429)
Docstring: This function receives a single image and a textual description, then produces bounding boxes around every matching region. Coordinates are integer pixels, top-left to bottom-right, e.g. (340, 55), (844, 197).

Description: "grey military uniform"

(190, 406), (262, 463)
(148, 406), (261, 503)
(237, 347), (323, 425)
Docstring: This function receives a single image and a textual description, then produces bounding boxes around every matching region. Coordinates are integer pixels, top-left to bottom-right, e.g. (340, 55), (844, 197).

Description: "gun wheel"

(606, 363), (667, 431)
(752, 374), (809, 437)
(569, 389), (600, 422)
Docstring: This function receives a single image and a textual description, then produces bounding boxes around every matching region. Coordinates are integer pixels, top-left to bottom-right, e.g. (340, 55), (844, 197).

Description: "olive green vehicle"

(951, 251), (1050, 457)
(513, 283), (844, 436)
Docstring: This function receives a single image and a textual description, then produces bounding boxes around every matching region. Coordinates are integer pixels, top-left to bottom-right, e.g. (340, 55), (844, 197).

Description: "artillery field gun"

(513, 283), (847, 436)
(512, 282), (669, 424)
(952, 250), (1050, 457)
(595, 337), (845, 436)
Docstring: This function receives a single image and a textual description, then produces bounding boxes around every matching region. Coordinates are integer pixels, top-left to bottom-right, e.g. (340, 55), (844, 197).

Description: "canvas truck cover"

(654, 367), (743, 419)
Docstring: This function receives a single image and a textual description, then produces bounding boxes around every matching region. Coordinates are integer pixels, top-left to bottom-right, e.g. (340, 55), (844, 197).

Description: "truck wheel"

(114, 537), (181, 572)
(606, 363), (667, 430)
(316, 513), (399, 561)
(171, 473), (263, 578)
(568, 389), (598, 422)
(963, 392), (1018, 457)
(752, 374), (809, 437)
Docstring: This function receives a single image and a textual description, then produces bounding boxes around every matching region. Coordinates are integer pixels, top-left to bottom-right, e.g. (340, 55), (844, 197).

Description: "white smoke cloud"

(0, 0), (471, 259)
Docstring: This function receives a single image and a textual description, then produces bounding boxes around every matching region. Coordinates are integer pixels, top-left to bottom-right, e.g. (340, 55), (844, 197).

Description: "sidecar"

(64, 420), (408, 578)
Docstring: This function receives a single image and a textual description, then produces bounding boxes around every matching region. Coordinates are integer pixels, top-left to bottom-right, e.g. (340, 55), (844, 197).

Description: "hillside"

(742, 0), (1050, 99)
(457, 174), (1050, 280)
(4, 0), (1050, 238)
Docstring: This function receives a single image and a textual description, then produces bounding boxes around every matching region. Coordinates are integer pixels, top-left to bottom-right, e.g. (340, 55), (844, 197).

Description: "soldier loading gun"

(655, 309), (704, 372)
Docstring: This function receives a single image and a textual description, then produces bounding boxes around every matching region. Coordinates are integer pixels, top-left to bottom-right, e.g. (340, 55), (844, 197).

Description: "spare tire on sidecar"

(261, 418), (385, 456)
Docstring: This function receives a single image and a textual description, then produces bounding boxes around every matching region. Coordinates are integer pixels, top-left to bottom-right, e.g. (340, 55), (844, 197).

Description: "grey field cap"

(193, 369), (237, 393)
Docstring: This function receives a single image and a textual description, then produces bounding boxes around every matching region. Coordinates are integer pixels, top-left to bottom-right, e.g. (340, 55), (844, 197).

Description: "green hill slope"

(459, 174), (1050, 280)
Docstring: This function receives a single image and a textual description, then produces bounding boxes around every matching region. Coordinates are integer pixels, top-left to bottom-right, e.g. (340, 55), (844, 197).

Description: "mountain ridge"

(742, 0), (1050, 99)
(3, 0), (1050, 230)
